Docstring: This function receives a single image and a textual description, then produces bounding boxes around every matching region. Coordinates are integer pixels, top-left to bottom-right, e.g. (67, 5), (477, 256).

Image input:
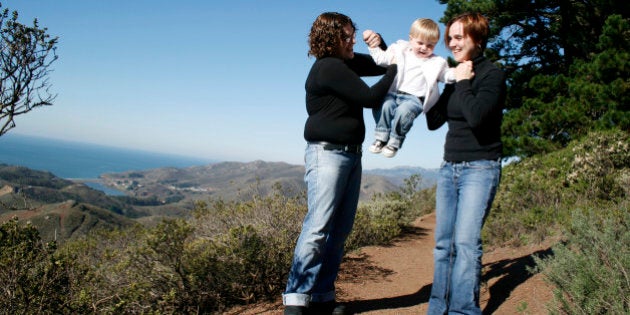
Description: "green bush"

(347, 174), (435, 251)
(346, 198), (406, 251)
(55, 225), (154, 313)
(49, 178), (434, 314)
(534, 207), (629, 314)
(0, 218), (70, 314)
(4, 176), (435, 313)
(52, 186), (306, 313)
(486, 129), (629, 314)
(485, 129), (629, 246)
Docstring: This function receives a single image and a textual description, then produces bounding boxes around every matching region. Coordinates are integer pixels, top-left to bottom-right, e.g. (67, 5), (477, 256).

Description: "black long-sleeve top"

(303, 53), (397, 145)
(426, 55), (506, 162)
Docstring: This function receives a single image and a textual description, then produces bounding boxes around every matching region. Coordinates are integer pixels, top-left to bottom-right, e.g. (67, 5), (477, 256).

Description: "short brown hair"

(445, 12), (489, 52)
(308, 12), (356, 58)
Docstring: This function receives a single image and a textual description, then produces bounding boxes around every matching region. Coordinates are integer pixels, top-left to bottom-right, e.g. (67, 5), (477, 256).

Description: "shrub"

(55, 225), (153, 313)
(179, 186), (305, 311)
(12, 177), (435, 313)
(347, 174), (435, 251)
(0, 218), (70, 314)
(534, 207), (629, 314)
(346, 198), (406, 250)
(485, 129), (629, 246)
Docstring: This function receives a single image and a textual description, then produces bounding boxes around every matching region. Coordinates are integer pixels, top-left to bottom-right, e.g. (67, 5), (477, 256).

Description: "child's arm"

(363, 30), (396, 66)
(437, 59), (457, 84)
(443, 67), (456, 83)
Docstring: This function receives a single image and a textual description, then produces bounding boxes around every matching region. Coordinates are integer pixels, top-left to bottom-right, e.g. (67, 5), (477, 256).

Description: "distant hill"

(364, 165), (439, 188)
(0, 164), (136, 242)
(99, 160), (419, 203)
(0, 200), (135, 242)
(0, 164), (140, 215)
(0, 161), (438, 241)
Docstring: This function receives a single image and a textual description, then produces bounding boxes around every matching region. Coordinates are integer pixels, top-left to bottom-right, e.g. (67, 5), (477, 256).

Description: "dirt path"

(228, 213), (556, 314)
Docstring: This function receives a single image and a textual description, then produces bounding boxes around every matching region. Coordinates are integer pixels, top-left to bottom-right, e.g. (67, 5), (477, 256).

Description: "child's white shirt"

(369, 39), (455, 113)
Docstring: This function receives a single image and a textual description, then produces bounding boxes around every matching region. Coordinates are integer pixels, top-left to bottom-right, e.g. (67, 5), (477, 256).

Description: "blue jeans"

(283, 143), (362, 306)
(428, 159), (501, 315)
(372, 92), (422, 149)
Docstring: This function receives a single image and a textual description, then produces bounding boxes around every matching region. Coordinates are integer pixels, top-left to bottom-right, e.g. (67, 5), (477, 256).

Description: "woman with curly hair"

(282, 12), (397, 315)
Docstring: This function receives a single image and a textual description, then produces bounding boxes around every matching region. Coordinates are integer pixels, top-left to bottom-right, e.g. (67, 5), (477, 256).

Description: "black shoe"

(309, 301), (349, 315)
(284, 305), (307, 315)
(332, 304), (347, 315)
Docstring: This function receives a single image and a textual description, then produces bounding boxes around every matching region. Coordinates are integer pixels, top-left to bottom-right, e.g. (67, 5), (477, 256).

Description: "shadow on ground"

(482, 247), (554, 314)
(342, 247), (554, 314)
(345, 284), (432, 313)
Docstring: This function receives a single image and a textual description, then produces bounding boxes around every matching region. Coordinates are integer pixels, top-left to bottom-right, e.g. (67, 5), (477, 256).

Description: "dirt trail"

(228, 213), (556, 314)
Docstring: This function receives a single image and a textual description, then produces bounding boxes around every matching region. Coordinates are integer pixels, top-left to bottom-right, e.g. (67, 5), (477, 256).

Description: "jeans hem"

(282, 293), (310, 306)
(374, 130), (389, 142)
(387, 136), (403, 149)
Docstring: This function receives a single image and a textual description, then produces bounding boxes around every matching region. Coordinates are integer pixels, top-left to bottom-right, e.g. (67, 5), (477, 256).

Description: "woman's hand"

(455, 60), (474, 81)
(363, 30), (381, 48)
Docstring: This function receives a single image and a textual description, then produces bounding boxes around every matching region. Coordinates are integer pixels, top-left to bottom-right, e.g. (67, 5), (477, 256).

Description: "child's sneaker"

(368, 140), (386, 153)
(382, 145), (398, 158)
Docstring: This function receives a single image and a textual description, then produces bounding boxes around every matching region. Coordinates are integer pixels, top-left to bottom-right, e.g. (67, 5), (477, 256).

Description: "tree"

(502, 15), (629, 156)
(0, 2), (58, 137)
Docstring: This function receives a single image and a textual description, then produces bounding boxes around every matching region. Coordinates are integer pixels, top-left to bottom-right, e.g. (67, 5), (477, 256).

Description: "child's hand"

(363, 30), (381, 48)
(455, 61), (474, 81)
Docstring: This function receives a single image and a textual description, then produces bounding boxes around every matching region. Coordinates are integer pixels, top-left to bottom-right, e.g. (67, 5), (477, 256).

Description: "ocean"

(0, 133), (215, 195)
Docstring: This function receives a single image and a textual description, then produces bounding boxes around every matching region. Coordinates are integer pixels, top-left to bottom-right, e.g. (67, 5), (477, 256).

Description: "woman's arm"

(320, 58), (397, 108)
(345, 53), (387, 76)
(426, 84), (452, 130)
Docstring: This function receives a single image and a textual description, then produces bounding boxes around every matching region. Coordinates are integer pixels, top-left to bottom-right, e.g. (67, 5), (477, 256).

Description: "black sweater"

(426, 55), (506, 162)
(303, 53), (397, 145)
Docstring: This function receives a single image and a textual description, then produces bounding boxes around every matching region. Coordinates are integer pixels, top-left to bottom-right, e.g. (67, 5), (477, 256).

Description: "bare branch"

(0, 6), (58, 136)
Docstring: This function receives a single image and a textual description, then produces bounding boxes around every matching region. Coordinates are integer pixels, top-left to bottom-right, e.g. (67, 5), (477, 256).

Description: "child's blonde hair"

(409, 18), (440, 43)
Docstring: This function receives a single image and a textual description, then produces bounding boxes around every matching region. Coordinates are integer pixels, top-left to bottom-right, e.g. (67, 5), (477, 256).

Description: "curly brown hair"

(308, 12), (356, 59)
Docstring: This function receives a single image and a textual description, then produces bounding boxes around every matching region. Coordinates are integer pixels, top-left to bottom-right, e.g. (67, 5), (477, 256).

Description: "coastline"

(71, 178), (127, 196)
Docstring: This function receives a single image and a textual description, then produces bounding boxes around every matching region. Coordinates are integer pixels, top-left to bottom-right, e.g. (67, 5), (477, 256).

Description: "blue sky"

(3, 0), (451, 170)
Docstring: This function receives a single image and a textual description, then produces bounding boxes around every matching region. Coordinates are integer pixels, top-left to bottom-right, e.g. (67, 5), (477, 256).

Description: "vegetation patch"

(485, 129), (628, 246)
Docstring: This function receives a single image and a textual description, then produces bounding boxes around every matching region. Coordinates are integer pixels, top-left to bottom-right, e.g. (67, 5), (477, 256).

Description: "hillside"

(0, 200), (135, 242)
(0, 161), (437, 241)
(0, 164), (138, 216)
(226, 129), (629, 314)
(98, 160), (431, 205)
(0, 130), (626, 313)
(0, 164), (138, 242)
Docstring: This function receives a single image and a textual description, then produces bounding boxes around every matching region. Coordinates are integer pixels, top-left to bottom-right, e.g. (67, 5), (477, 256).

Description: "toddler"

(364, 18), (455, 157)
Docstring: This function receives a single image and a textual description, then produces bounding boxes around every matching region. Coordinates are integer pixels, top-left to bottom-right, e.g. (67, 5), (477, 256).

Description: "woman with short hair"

(425, 12), (507, 315)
